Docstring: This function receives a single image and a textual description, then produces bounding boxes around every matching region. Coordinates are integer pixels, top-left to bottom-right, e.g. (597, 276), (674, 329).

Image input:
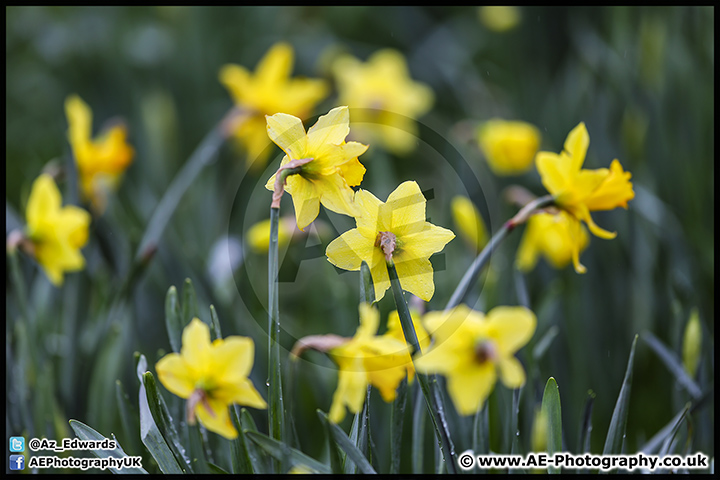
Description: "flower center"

(474, 340), (498, 364)
(375, 231), (397, 261)
(186, 387), (215, 425)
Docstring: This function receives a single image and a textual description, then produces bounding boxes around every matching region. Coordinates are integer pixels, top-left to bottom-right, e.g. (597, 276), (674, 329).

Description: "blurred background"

(6, 6), (714, 473)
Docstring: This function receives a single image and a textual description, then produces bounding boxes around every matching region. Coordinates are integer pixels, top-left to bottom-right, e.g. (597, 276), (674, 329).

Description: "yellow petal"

(211, 336), (255, 381)
(156, 354), (195, 399)
(370, 257), (391, 303)
(218, 64), (251, 105)
(384, 181), (426, 237)
(214, 377), (267, 409)
(392, 256), (435, 302)
(357, 302), (381, 339)
(478, 119), (541, 175)
(181, 318), (213, 377)
(575, 204), (617, 239)
(337, 154), (367, 187)
(484, 306), (536, 357)
(255, 42), (293, 85)
(57, 206), (91, 249)
(354, 189), (386, 238)
(451, 196), (487, 252)
(266, 113), (308, 161)
(285, 174), (320, 231)
(64, 95), (92, 159)
(328, 356), (367, 423)
(536, 151), (572, 198)
(306, 106), (350, 152)
(515, 217), (541, 272)
(498, 356), (526, 389)
(195, 397), (238, 439)
(26, 174), (61, 232)
(366, 361), (407, 402)
(400, 223), (455, 261)
(325, 228), (375, 272)
(583, 159), (635, 211)
(313, 172), (359, 219)
(563, 122), (589, 171)
(446, 362), (497, 416)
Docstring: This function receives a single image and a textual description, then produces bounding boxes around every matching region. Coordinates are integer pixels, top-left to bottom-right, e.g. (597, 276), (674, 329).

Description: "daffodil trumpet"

(445, 194), (555, 310)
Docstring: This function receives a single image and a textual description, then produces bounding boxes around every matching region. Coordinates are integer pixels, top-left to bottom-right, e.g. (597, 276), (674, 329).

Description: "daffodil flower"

(332, 49), (433, 155)
(536, 122), (634, 272)
(328, 303), (410, 423)
(156, 318), (267, 440)
(516, 210), (589, 272)
(264, 106), (368, 230)
(220, 42), (329, 169)
(383, 309), (430, 382)
(65, 95), (134, 214)
(23, 174), (91, 286)
(451, 195), (488, 253)
(477, 119), (541, 175)
(326, 181), (455, 302)
(414, 304), (535, 416)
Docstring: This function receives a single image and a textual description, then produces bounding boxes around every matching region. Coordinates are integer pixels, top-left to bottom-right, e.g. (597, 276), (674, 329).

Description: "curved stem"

(445, 194), (555, 310)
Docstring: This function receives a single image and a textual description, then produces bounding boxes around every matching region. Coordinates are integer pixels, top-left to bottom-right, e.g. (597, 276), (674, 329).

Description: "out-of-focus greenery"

(6, 6), (713, 473)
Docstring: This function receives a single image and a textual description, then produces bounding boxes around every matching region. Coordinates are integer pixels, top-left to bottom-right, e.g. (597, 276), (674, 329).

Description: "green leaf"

(412, 386), (427, 474)
(136, 355), (190, 474)
(603, 335), (638, 456)
(318, 410), (376, 474)
(532, 326), (560, 361)
(577, 390), (596, 454)
(642, 331), (702, 399)
(181, 278), (200, 326)
(318, 410), (344, 474)
(245, 430), (331, 474)
(541, 377), (562, 474)
(640, 403), (691, 455)
(116, 380), (142, 457)
(390, 377), (408, 473)
(164, 286), (182, 353)
(69, 419), (148, 474)
(207, 462), (229, 474)
(209, 304), (222, 340)
(360, 260), (376, 304)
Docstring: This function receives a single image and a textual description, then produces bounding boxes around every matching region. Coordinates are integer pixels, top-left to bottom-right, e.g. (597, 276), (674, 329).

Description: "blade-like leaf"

(115, 380), (142, 458)
(412, 387), (427, 474)
(343, 386), (371, 474)
(181, 278), (200, 325)
(164, 286), (182, 353)
(542, 377), (562, 474)
(390, 377), (408, 473)
(318, 410), (376, 474)
(532, 326), (560, 361)
(602, 335), (638, 456)
(642, 331), (702, 399)
(641, 403), (691, 455)
(209, 305), (222, 340)
(69, 419), (148, 474)
(245, 430), (331, 474)
(360, 260), (376, 304)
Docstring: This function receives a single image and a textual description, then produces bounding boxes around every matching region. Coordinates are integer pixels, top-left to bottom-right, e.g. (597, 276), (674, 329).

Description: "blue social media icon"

(9, 455), (25, 470)
(9, 437), (25, 453)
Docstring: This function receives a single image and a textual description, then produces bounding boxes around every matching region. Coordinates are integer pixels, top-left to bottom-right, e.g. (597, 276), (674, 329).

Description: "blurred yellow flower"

(414, 304), (535, 416)
(451, 195), (488, 253)
(264, 106), (368, 230)
(536, 122), (635, 273)
(332, 49), (433, 155)
(516, 210), (589, 272)
(384, 309), (430, 381)
(156, 318), (266, 439)
(478, 119), (541, 175)
(246, 217), (295, 254)
(24, 174), (91, 286)
(682, 308), (701, 378)
(326, 181), (455, 302)
(478, 6), (521, 33)
(65, 95), (134, 214)
(219, 43), (329, 169)
(328, 303), (410, 423)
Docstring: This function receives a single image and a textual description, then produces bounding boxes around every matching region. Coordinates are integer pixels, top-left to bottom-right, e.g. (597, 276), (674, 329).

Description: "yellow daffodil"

(332, 49), (433, 155)
(384, 309), (430, 381)
(24, 174), (91, 286)
(65, 95), (134, 214)
(478, 6), (521, 33)
(477, 119), (541, 175)
(516, 210), (589, 272)
(220, 42), (329, 169)
(328, 303), (410, 423)
(246, 216), (295, 253)
(414, 304), (536, 416)
(326, 181), (455, 302)
(536, 122), (635, 273)
(156, 318), (267, 439)
(264, 106), (368, 230)
(451, 196), (488, 253)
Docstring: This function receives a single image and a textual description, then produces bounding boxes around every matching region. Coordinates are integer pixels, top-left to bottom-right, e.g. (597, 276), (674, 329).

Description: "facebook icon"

(9, 455), (25, 471)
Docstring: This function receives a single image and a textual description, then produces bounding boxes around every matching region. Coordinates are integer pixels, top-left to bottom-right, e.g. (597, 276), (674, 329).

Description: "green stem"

(387, 259), (458, 474)
(445, 194), (555, 310)
(268, 206), (285, 471)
